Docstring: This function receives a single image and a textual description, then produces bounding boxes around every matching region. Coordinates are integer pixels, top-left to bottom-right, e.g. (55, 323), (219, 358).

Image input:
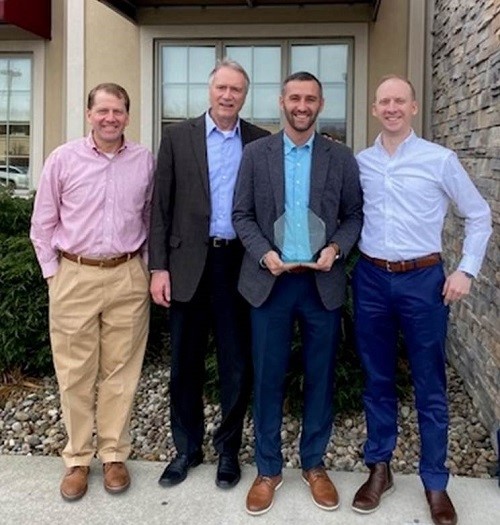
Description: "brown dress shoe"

(302, 466), (340, 510)
(60, 466), (90, 501)
(245, 474), (283, 516)
(351, 462), (394, 513)
(103, 462), (131, 494)
(425, 490), (458, 525)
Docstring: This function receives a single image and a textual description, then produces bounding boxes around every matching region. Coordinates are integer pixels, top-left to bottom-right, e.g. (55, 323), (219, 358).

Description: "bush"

(0, 190), (52, 375)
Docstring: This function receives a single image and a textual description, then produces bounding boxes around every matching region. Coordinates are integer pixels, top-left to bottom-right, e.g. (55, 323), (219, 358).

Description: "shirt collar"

(283, 131), (314, 154)
(375, 129), (417, 151)
(86, 132), (127, 154)
(205, 111), (240, 138)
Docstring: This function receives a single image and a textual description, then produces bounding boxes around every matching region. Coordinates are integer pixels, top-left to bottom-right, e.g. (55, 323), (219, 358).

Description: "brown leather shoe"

(425, 490), (457, 525)
(60, 466), (90, 501)
(245, 474), (283, 515)
(351, 462), (394, 513)
(103, 462), (131, 494)
(302, 466), (340, 510)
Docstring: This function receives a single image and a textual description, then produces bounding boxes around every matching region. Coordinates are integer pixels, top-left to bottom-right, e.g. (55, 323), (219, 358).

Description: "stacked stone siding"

(431, 0), (499, 434)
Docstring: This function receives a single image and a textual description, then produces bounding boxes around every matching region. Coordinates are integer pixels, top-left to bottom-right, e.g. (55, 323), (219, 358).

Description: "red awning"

(0, 0), (51, 39)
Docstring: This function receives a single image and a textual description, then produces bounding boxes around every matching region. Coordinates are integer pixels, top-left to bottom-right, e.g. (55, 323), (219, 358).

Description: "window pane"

(0, 56), (31, 190)
(163, 85), (187, 118)
(162, 47), (188, 83)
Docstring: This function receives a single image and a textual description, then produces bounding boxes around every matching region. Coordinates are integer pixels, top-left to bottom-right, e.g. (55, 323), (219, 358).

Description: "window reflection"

(0, 57), (31, 190)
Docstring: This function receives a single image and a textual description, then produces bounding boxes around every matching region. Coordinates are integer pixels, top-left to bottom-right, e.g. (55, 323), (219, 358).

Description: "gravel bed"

(0, 363), (496, 478)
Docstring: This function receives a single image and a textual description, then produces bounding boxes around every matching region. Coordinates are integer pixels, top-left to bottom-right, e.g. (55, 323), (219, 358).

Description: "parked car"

(0, 165), (29, 189)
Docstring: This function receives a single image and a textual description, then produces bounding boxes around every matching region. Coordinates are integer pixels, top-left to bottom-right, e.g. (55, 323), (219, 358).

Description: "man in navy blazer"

(233, 71), (363, 515)
(149, 59), (270, 490)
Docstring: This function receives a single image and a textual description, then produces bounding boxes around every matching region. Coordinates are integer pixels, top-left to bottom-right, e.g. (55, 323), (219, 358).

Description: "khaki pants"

(49, 256), (150, 467)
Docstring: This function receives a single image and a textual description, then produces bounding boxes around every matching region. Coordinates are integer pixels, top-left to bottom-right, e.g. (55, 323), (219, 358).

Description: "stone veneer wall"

(431, 0), (499, 434)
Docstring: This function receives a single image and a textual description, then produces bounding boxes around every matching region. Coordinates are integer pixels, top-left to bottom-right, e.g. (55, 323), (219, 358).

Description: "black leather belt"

(209, 237), (238, 248)
(361, 252), (441, 273)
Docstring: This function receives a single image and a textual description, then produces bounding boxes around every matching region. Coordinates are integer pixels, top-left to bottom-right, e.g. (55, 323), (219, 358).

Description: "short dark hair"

(376, 75), (416, 101)
(87, 83), (130, 112)
(208, 58), (250, 94)
(282, 71), (323, 97)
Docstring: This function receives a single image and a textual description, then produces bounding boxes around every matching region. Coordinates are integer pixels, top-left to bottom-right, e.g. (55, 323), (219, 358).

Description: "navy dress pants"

(353, 257), (450, 490)
(251, 272), (341, 476)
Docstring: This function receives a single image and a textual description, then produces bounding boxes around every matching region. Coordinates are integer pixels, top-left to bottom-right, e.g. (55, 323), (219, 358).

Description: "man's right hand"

(150, 270), (171, 307)
(262, 250), (297, 276)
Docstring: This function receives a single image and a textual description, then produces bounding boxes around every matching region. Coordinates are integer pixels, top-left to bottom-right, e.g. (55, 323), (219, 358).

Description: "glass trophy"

(273, 209), (326, 265)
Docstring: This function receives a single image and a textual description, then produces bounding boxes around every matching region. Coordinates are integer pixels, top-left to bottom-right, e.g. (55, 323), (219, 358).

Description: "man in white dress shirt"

(351, 75), (492, 525)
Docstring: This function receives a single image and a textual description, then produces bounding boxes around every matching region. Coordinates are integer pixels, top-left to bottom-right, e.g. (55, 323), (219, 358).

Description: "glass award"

(273, 209), (326, 264)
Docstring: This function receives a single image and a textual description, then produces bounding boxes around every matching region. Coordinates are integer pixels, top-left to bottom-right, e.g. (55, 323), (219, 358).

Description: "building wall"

(44, 0), (65, 157)
(431, 0), (500, 433)
(85, 0), (141, 141)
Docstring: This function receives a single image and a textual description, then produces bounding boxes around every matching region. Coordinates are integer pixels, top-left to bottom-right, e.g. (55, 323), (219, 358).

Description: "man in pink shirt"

(30, 83), (154, 501)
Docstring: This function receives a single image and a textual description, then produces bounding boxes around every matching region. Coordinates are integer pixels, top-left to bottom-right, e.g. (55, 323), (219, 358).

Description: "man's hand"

(303, 245), (338, 272)
(442, 270), (472, 306)
(150, 270), (171, 307)
(262, 250), (295, 276)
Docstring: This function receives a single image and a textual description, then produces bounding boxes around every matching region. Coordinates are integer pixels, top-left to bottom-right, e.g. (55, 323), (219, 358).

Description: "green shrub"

(0, 190), (52, 375)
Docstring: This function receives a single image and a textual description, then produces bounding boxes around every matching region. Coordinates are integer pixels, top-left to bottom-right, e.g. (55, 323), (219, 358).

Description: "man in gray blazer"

(233, 71), (363, 515)
(149, 59), (270, 489)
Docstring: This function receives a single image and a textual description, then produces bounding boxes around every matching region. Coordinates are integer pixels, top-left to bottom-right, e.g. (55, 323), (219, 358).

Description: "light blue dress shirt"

(205, 111), (243, 239)
(357, 131), (492, 277)
(281, 133), (314, 262)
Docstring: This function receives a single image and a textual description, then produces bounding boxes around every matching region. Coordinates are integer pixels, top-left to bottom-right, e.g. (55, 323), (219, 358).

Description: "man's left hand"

(304, 245), (338, 272)
(442, 270), (472, 305)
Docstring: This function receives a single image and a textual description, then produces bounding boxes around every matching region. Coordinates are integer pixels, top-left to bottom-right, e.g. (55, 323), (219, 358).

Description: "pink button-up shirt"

(30, 133), (155, 278)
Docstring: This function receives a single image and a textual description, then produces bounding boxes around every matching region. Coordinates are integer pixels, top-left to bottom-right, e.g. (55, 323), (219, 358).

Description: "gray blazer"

(232, 131), (363, 310)
(149, 113), (270, 302)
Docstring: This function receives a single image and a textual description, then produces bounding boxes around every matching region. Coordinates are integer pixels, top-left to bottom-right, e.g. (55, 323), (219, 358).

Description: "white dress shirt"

(357, 131), (492, 277)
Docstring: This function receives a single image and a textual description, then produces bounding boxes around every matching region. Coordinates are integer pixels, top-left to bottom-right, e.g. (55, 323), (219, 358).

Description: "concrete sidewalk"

(0, 455), (498, 525)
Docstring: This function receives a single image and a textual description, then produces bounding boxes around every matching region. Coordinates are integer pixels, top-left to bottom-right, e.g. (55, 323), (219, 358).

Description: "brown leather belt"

(361, 252), (441, 273)
(60, 250), (140, 268)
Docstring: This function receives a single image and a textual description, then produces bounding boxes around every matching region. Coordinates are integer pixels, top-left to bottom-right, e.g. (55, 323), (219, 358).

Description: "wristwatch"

(460, 270), (474, 279)
(328, 242), (341, 261)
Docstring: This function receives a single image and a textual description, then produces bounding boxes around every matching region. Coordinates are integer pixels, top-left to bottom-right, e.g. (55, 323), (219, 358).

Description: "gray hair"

(208, 58), (250, 94)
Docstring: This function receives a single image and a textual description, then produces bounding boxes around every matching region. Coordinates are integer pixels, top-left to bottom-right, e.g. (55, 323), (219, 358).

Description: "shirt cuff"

(457, 254), (482, 279)
(41, 260), (59, 279)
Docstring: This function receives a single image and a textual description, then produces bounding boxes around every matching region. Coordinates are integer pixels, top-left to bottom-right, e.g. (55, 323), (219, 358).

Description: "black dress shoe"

(216, 454), (241, 489)
(158, 452), (203, 487)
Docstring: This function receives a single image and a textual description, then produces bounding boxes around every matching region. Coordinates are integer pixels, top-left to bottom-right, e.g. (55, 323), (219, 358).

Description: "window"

(156, 40), (351, 145)
(0, 56), (32, 190)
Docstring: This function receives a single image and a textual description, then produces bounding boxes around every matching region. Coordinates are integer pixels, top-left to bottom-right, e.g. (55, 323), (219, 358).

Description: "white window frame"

(140, 23), (368, 153)
(0, 41), (44, 190)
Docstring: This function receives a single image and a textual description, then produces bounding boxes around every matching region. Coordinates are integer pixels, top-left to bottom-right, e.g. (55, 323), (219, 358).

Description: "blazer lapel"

(309, 134), (329, 216)
(190, 115), (210, 199)
(267, 132), (285, 217)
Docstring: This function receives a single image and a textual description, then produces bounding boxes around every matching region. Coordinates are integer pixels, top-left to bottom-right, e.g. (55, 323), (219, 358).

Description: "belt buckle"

(212, 237), (227, 248)
(386, 260), (393, 272)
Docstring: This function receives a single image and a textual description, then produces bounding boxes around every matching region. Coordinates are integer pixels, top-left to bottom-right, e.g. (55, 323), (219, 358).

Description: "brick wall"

(431, 0), (499, 434)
